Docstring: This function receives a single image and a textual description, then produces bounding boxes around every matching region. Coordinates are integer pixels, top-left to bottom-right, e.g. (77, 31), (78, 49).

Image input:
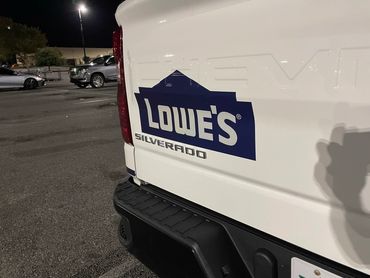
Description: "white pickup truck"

(113, 1), (370, 277)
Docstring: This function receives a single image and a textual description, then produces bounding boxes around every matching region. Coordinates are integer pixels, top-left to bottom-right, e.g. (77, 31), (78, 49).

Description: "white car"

(113, 1), (370, 277)
(0, 67), (45, 90)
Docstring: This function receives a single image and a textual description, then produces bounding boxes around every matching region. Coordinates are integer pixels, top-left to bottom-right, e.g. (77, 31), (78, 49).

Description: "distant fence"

(17, 66), (70, 81)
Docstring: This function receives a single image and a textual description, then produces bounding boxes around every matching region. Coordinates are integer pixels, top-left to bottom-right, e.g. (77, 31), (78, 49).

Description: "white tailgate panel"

(116, 0), (370, 274)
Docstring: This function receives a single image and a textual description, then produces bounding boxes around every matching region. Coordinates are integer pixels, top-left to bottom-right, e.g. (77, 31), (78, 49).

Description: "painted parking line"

(76, 98), (115, 104)
(98, 258), (140, 278)
(0, 109), (113, 128)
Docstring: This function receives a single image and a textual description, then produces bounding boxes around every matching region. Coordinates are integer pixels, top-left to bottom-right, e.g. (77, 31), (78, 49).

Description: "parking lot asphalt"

(0, 82), (157, 278)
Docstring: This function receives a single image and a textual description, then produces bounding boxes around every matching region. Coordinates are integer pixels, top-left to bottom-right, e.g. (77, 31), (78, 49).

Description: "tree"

(0, 17), (15, 62)
(35, 47), (64, 70)
(0, 17), (47, 65)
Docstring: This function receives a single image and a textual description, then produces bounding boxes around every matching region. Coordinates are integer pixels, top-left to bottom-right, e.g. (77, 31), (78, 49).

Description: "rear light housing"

(113, 27), (133, 144)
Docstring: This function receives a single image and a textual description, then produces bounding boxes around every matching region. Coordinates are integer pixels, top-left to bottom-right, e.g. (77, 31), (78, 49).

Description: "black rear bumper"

(114, 179), (365, 278)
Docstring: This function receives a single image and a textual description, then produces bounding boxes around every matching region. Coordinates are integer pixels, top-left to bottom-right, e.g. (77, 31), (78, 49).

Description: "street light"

(77, 4), (88, 63)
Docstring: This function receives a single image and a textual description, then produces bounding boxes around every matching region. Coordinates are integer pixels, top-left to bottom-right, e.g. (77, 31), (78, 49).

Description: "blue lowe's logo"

(135, 71), (256, 160)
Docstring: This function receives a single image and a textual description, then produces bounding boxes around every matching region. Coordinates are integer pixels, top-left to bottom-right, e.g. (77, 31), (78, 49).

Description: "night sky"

(2, 0), (123, 48)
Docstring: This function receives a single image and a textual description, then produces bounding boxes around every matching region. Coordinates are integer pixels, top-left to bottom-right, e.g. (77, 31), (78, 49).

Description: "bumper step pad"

(114, 180), (248, 278)
(114, 179), (362, 278)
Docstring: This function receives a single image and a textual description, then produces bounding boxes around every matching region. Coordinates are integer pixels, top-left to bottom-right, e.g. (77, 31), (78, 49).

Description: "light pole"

(78, 4), (88, 63)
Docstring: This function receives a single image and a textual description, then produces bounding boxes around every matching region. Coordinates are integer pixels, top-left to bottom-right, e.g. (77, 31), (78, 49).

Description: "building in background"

(15, 47), (112, 67)
(58, 47), (112, 65)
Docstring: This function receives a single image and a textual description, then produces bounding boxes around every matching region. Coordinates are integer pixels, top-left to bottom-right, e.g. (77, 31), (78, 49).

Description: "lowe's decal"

(135, 71), (255, 160)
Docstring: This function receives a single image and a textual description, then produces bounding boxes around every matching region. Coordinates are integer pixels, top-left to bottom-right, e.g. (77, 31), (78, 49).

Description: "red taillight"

(113, 27), (133, 144)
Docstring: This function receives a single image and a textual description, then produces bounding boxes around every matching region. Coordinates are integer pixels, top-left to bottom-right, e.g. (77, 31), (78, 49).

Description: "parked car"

(113, 1), (370, 278)
(69, 55), (117, 88)
(0, 67), (45, 90)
